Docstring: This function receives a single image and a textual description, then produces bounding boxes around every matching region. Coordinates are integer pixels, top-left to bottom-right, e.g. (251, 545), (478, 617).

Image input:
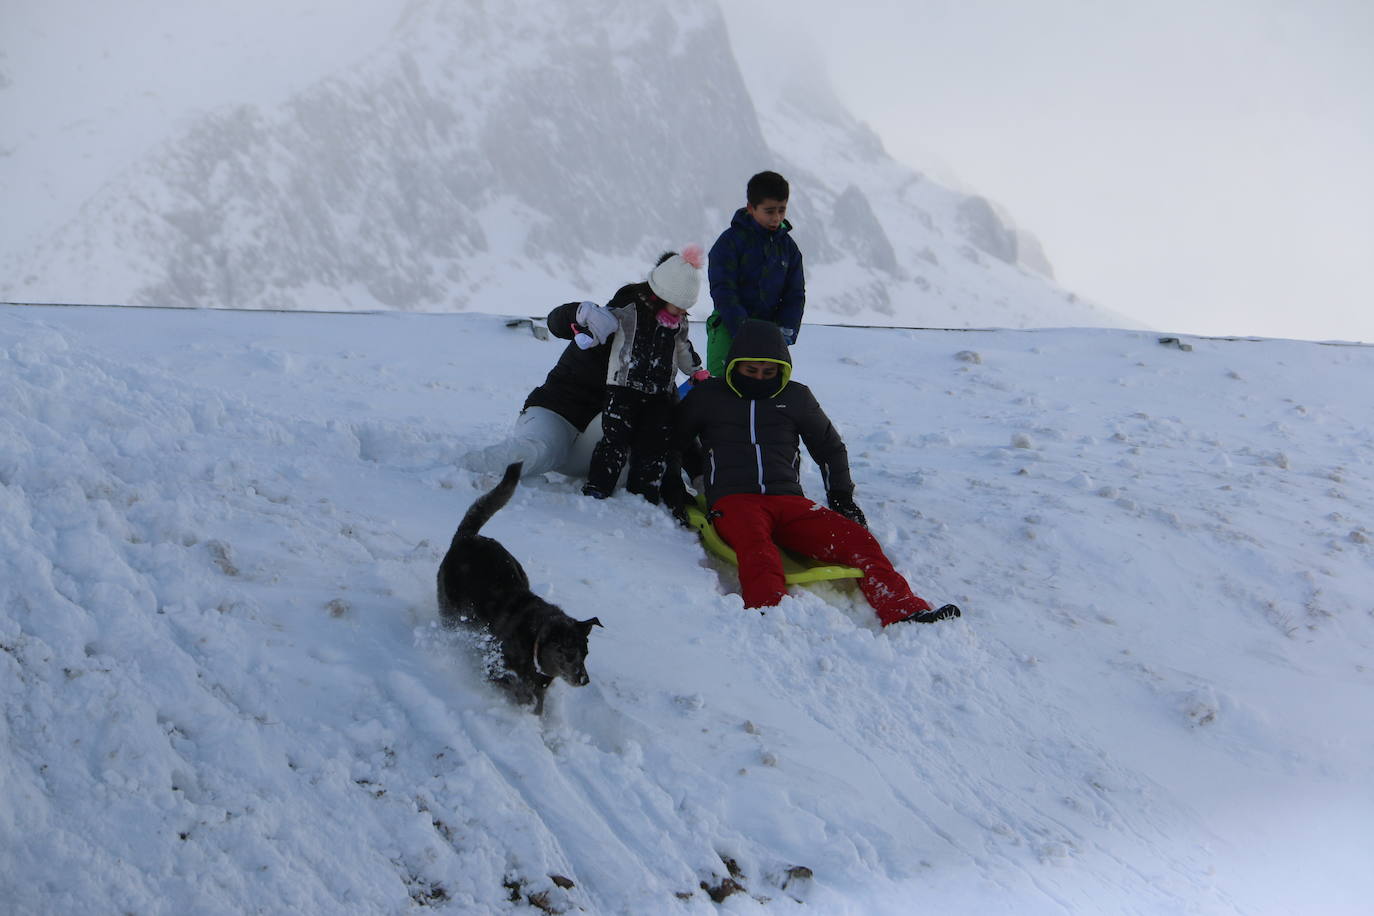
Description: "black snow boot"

(901, 604), (962, 624)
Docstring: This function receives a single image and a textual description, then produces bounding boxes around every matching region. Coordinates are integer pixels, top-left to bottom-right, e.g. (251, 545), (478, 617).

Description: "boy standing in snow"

(667, 319), (960, 627)
(704, 171), (806, 378)
(581, 247), (710, 503)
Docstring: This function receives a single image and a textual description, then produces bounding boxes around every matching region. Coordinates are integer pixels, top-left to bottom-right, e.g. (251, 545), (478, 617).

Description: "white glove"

(575, 300), (619, 345)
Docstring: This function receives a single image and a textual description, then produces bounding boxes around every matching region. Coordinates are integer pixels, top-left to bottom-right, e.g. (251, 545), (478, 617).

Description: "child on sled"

(666, 319), (960, 627)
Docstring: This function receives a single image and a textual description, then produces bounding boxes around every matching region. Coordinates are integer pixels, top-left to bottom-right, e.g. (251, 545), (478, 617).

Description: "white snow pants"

(461, 407), (606, 479)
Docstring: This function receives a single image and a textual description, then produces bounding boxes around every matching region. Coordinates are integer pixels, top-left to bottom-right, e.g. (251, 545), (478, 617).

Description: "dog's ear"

(580, 617), (603, 631)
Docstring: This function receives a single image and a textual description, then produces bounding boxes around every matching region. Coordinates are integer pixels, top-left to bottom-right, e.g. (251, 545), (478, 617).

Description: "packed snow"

(3, 303), (1372, 914)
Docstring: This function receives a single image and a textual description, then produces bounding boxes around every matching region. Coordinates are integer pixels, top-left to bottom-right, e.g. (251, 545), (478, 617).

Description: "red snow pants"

(711, 493), (933, 625)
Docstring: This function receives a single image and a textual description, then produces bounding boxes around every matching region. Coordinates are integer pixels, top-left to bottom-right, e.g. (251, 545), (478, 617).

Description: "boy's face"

(747, 197), (788, 232)
(736, 360), (780, 380)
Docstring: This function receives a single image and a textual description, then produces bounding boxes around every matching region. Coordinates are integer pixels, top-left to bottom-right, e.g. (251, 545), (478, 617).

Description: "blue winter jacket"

(707, 208), (806, 341)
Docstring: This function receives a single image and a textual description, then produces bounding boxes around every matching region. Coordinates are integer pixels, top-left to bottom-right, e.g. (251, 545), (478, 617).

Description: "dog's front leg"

(499, 675), (542, 714)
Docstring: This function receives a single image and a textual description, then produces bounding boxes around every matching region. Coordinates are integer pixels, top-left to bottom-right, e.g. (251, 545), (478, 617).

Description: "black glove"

(827, 492), (868, 529)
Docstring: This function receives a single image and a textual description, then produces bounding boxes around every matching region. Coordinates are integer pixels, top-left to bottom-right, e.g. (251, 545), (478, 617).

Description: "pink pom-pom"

(680, 244), (704, 269)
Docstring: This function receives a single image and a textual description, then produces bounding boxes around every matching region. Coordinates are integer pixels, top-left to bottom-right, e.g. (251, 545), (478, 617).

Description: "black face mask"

(731, 372), (781, 399)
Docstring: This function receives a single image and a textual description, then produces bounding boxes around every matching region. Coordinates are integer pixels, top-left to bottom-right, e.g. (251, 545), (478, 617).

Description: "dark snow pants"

(585, 386), (674, 501)
(711, 493), (933, 625)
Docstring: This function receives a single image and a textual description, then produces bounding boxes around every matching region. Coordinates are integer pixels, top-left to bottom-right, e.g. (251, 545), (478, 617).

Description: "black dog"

(437, 462), (601, 714)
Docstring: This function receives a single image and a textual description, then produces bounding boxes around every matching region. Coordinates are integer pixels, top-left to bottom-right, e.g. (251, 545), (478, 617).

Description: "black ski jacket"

(522, 286), (701, 428)
(521, 300), (613, 432)
(673, 320), (854, 507)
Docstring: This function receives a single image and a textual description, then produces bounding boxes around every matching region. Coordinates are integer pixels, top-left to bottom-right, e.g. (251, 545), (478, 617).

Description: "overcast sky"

(724, 0), (1374, 343)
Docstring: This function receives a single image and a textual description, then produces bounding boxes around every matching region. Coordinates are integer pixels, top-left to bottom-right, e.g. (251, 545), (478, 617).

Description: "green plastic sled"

(684, 496), (864, 586)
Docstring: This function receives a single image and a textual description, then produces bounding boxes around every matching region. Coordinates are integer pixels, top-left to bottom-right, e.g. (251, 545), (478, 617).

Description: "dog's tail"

(454, 461), (523, 542)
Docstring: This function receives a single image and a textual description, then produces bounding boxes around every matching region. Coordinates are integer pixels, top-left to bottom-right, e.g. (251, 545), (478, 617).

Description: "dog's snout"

(572, 669), (589, 687)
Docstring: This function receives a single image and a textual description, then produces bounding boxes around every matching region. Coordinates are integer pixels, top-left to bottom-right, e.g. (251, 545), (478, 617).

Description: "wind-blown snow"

(3, 304), (1372, 914)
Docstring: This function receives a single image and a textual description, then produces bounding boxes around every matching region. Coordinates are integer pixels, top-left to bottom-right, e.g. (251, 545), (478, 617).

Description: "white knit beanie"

(648, 244), (704, 309)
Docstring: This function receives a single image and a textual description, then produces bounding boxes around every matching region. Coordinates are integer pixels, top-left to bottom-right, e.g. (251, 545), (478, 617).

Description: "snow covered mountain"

(3, 303), (1372, 913)
(1, 0), (1129, 329)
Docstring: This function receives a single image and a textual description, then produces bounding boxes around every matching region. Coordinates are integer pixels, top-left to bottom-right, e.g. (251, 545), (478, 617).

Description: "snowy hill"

(3, 303), (1372, 914)
(0, 0), (1127, 331)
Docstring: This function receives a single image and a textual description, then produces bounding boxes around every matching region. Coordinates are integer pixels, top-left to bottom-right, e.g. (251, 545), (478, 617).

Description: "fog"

(4, 0), (1371, 341)
(724, 0), (1374, 342)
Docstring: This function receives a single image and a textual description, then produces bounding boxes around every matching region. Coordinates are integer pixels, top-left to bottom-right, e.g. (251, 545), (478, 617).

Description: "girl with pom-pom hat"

(581, 246), (710, 503)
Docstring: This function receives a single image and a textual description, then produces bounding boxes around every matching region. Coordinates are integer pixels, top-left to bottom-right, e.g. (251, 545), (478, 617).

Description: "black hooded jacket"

(522, 288), (700, 429)
(521, 300), (615, 432)
(673, 320), (854, 507)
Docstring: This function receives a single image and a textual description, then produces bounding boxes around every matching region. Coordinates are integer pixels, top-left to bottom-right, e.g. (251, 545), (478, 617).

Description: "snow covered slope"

(1, 0), (1126, 330)
(3, 304), (1371, 914)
